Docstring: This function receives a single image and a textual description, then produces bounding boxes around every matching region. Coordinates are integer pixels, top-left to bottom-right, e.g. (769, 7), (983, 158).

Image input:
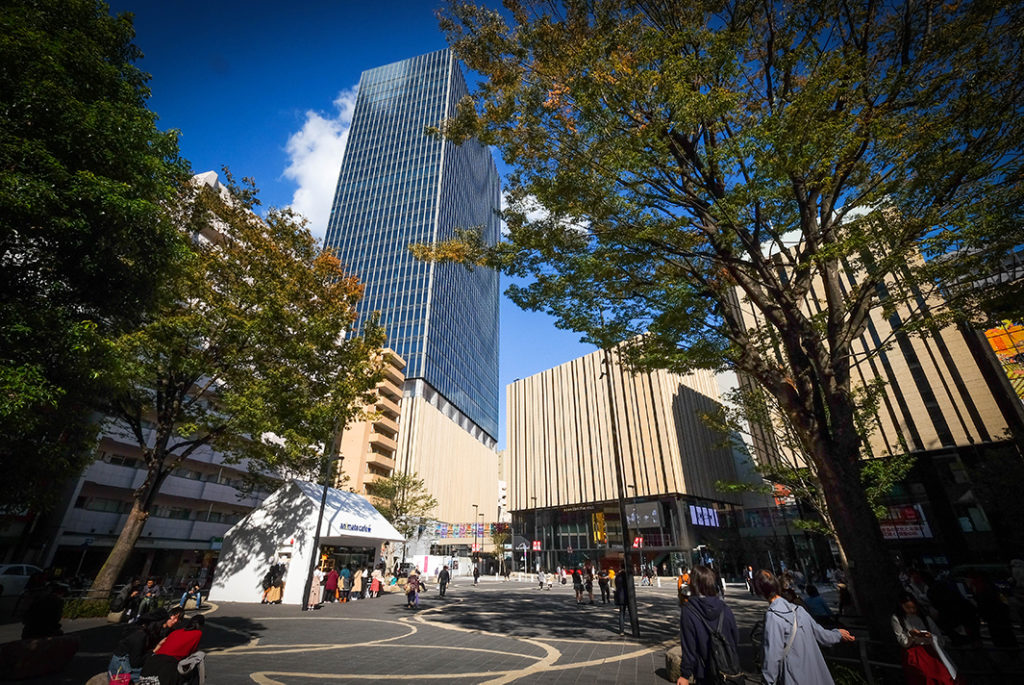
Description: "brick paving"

(3, 579), (781, 684)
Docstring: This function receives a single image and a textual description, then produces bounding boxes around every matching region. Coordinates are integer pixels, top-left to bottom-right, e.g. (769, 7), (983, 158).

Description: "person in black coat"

(107, 607), (183, 681)
(678, 565), (739, 685)
(438, 565), (451, 597)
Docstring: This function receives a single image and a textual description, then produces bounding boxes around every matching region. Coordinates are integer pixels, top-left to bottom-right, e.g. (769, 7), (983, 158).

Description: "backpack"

(691, 608), (745, 684)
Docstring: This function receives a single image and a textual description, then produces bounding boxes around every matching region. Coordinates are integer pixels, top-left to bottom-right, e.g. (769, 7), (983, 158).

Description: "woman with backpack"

(677, 565), (741, 685)
(754, 569), (855, 685)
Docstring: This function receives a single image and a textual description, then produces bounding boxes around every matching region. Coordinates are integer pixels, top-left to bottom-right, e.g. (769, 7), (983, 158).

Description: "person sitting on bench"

(179, 582), (202, 609)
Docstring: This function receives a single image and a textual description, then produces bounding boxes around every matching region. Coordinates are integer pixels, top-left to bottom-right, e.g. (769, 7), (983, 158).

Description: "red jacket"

(154, 628), (202, 660)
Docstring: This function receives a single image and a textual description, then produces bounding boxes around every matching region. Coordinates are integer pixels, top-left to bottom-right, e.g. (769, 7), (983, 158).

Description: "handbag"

(109, 658), (132, 685)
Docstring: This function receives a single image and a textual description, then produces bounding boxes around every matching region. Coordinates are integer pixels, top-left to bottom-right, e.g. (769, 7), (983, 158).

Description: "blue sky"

(109, 0), (595, 447)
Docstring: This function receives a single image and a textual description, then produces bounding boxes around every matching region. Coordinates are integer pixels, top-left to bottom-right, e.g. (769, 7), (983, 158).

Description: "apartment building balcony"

(368, 431), (397, 452)
(366, 450), (395, 471)
(372, 413), (399, 435)
(375, 393), (401, 418)
(382, 364), (404, 387)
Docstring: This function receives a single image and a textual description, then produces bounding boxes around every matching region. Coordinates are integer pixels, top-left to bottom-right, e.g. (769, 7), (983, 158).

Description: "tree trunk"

(88, 499), (149, 601)
(813, 427), (901, 642)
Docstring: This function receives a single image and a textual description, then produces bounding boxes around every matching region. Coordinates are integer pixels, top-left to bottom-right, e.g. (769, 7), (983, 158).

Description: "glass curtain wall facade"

(324, 49), (500, 441)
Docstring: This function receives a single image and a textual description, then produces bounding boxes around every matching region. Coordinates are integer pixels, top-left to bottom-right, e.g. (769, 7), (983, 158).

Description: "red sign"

(531, 540), (541, 551)
(632, 536), (644, 548)
(880, 504), (933, 540)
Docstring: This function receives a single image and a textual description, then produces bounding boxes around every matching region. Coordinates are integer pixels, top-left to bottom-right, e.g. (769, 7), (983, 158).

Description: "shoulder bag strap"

(781, 611), (799, 660)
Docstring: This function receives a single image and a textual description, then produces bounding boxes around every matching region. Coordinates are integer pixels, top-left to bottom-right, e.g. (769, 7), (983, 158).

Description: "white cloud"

(283, 87), (358, 242)
(501, 191), (589, 236)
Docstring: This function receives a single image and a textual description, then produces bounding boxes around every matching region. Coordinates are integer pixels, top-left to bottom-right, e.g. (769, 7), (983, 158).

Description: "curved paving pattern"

(201, 580), (693, 684)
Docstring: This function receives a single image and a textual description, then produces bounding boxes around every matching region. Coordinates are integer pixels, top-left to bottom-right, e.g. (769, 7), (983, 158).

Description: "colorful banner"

(421, 522), (512, 539)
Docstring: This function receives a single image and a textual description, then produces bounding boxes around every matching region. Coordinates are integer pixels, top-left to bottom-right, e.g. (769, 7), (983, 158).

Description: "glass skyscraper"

(324, 49), (500, 443)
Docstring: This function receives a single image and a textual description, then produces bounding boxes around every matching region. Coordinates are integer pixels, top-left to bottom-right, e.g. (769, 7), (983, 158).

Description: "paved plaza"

(2, 578), (784, 684)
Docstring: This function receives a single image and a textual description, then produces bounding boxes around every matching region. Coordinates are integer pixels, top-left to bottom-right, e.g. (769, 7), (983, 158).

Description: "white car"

(0, 564), (44, 597)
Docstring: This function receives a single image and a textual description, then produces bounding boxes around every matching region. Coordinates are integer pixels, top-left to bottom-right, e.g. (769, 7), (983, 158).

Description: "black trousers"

(439, 582), (448, 597)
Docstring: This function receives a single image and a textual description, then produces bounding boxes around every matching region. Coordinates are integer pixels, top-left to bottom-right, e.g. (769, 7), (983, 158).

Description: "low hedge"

(62, 598), (110, 619)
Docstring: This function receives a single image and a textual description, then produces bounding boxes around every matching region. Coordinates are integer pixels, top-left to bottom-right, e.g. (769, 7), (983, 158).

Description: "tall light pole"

(302, 423), (343, 613)
(602, 344), (640, 637)
(627, 484), (641, 577)
(472, 503), (479, 572)
(479, 512), (485, 574)
(530, 496), (538, 571)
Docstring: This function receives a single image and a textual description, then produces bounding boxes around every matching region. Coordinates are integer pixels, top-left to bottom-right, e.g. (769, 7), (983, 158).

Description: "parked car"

(0, 564), (44, 597)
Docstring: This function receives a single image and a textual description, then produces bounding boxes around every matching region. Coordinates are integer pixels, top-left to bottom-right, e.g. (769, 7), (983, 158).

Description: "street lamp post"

(479, 512), (485, 574)
(601, 345), (640, 637)
(472, 503), (479, 573)
(301, 424), (343, 612)
(530, 496), (538, 571)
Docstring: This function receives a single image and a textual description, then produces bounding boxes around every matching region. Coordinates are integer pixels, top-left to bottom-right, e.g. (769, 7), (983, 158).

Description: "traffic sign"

(531, 540), (541, 551)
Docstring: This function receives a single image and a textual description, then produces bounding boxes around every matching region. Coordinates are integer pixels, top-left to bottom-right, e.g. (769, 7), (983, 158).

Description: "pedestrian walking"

(614, 567), (633, 634)
(340, 565), (352, 602)
(307, 566), (323, 610)
(324, 567), (339, 603)
(351, 566), (364, 601)
(677, 565), (742, 685)
(473, 565), (480, 586)
(572, 567), (585, 605)
(754, 569), (855, 685)
(892, 593), (957, 685)
(370, 566), (384, 598)
(406, 571), (421, 608)
(598, 568), (611, 604)
(438, 565), (451, 597)
(584, 562), (595, 604)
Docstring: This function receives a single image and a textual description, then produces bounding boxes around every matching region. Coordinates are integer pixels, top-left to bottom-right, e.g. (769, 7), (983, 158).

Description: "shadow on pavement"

(410, 588), (679, 645)
(11, 614), (265, 684)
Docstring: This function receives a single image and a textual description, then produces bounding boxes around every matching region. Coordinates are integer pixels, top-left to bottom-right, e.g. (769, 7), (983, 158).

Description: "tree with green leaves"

(421, 0), (1024, 639)
(0, 0), (188, 512)
(88, 173), (385, 600)
(708, 381), (914, 543)
(491, 527), (511, 574)
(364, 471), (439, 549)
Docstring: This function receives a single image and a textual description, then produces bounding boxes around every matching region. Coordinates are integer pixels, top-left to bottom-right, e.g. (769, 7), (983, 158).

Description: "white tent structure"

(210, 480), (403, 605)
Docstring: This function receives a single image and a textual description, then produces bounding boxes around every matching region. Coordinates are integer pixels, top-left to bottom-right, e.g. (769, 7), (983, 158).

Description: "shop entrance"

(322, 545), (376, 570)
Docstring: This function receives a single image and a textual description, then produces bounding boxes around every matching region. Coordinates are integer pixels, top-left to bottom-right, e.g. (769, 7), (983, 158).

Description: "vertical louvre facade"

(506, 347), (740, 510)
(324, 49), (500, 442)
(730, 255), (1019, 462)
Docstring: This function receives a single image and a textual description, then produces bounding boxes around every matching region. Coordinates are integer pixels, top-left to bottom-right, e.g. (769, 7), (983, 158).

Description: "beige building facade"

(732, 249), (1024, 565)
(335, 349), (406, 494)
(507, 346), (746, 573)
(394, 387), (500, 551)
